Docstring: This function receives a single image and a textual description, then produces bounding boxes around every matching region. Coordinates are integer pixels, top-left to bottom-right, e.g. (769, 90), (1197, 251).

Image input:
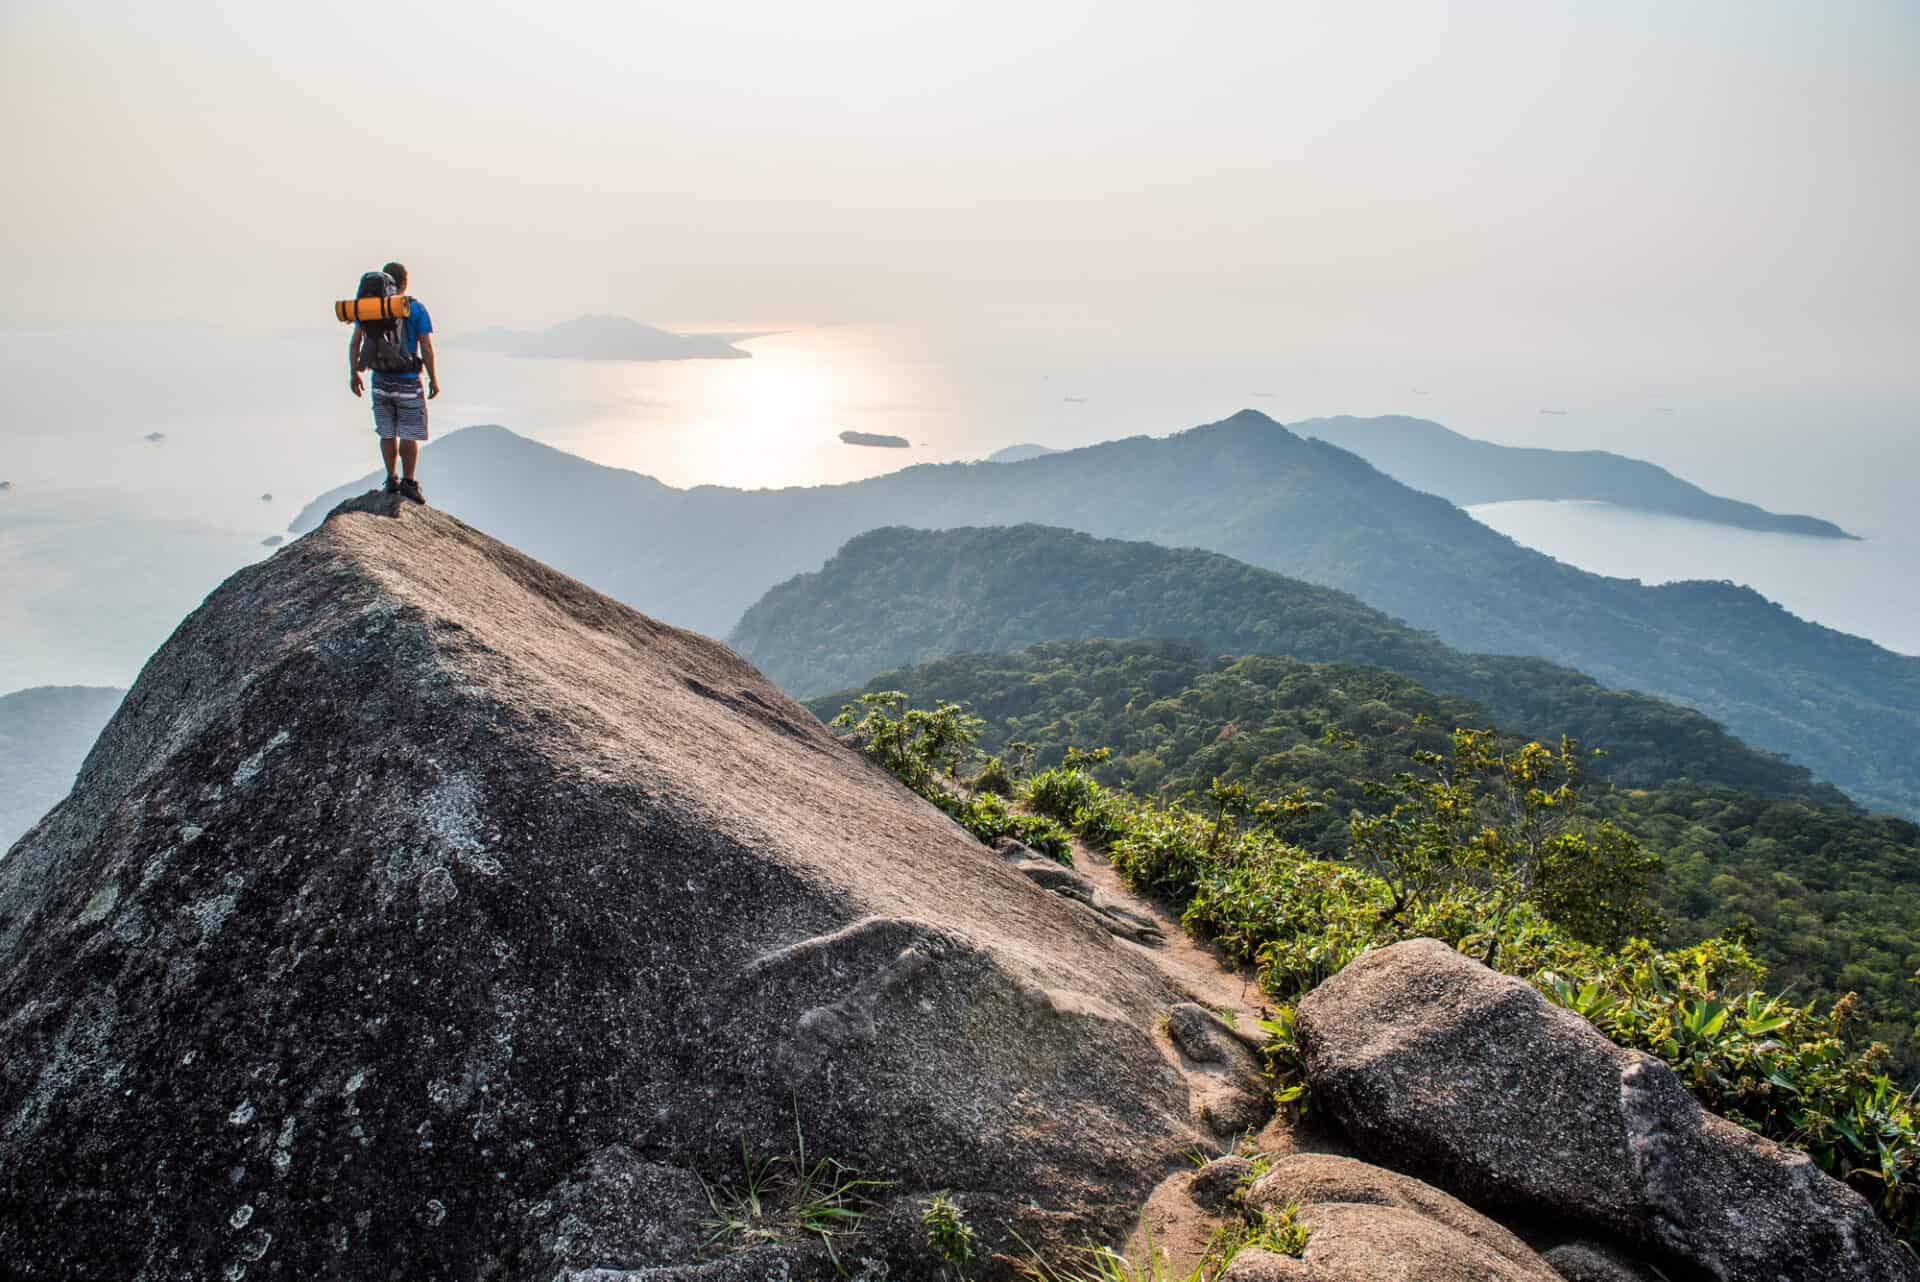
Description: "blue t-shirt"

(370, 300), (433, 387)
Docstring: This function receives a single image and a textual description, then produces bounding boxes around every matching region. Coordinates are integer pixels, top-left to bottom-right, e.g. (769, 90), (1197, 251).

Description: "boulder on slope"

(0, 493), (1202, 1281)
(1243, 1153), (1545, 1274)
(1295, 938), (1916, 1282)
(1224, 1201), (1560, 1282)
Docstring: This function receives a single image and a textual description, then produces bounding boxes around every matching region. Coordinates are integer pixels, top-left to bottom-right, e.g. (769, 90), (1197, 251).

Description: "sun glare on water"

(506, 326), (960, 492)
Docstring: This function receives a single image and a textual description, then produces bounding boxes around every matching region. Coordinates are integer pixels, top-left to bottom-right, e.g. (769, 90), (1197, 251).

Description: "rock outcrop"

(1295, 938), (1917, 1282)
(0, 494), (1207, 1280)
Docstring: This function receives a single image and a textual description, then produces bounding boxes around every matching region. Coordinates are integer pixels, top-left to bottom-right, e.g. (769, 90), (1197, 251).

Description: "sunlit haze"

(2, 1), (1917, 688)
(6, 2), (1914, 362)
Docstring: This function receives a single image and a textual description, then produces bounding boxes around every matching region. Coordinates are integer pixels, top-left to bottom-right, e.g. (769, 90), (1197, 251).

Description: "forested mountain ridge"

(290, 413), (1920, 816)
(734, 523), (1828, 802)
(807, 639), (1920, 1069)
(1297, 414), (1854, 538)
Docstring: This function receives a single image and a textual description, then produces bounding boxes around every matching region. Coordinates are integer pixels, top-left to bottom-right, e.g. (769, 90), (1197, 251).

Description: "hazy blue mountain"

(731, 523), (1828, 800)
(986, 443), (1060, 462)
(0, 686), (122, 849)
(1298, 415), (1854, 538)
(289, 412), (1920, 816)
(461, 314), (752, 361)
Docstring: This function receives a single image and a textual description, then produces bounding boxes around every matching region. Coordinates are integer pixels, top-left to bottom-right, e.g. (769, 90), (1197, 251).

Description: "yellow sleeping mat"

(334, 295), (413, 323)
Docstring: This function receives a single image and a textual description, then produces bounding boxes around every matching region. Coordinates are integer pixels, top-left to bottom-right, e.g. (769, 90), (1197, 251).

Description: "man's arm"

(348, 328), (364, 397)
(420, 334), (440, 398)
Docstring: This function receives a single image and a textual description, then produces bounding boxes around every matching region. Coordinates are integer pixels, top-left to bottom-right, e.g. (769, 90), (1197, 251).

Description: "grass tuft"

(702, 1122), (889, 1273)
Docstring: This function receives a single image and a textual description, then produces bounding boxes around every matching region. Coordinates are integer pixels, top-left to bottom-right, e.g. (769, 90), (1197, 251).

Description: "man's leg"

(381, 436), (399, 480)
(399, 440), (419, 481)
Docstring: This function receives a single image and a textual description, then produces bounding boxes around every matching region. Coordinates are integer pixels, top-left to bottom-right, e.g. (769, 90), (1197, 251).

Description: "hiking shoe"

(383, 475), (401, 494)
(398, 478), (425, 505)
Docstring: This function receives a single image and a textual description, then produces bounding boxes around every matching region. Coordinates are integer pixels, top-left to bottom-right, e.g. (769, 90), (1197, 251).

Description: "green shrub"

(1106, 804), (1216, 905)
(1025, 763), (1128, 850)
(923, 1191), (976, 1275)
(1538, 943), (1919, 1236)
(972, 756), (1018, 796)
(832, 692), (982, 792)
(1009, 812), (1074, 864)
(836, 693), (1071, 864)
(933, 791), (1073, 865)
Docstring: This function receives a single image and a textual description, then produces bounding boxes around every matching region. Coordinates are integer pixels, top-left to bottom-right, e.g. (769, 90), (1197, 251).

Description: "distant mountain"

(990, 443), (1067, 462)
(290, 413), (1920, 816)
(987, 444), (1060, 463)
(461, 314), (752, 361)
(0, 686), (122, 849)
(1298, 415), (1854, 538)
(734, 524), (1827, 800)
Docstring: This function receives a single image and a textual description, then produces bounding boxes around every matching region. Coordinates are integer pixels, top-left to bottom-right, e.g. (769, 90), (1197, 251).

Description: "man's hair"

(382, 261), (408, 291)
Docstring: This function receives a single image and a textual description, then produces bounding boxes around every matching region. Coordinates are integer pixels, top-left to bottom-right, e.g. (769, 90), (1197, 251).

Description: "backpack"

(353, 271), (422, 375)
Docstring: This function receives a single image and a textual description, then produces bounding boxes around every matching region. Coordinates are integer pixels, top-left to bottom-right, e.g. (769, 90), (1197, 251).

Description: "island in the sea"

(839, 431), (911, 449)
(986, 443), (1059, 463)
(461, 314), (754, 361)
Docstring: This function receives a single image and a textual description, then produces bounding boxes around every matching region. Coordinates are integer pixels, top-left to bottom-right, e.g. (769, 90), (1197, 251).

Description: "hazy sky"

(4, 1), (1916, 392)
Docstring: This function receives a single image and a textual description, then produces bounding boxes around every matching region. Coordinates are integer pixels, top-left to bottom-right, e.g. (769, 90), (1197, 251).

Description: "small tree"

(832, 692), (983, 792)
(1204, 777), (1251, 858)
(1346, 728), (1662, 959)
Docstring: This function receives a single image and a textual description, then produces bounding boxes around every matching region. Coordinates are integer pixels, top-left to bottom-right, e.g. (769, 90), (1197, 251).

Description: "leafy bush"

(832, 692), (982, 792)
(1344, 728), (1663, 953)
(971, 740), (1035, 797)
(1538, 943), (1918, 1236)
(939, 790), (1073, 865)
(1024, 753), (1130, 850)
(834, 694), (1071, 864)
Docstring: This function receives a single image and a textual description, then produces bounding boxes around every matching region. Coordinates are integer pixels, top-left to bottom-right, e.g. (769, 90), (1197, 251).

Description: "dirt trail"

(1072, 838), (1272, 1031)
(1030, 835), (1359, 1277)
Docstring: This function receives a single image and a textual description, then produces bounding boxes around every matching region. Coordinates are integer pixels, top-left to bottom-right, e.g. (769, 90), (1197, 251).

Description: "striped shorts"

(370, 381), (429, 442)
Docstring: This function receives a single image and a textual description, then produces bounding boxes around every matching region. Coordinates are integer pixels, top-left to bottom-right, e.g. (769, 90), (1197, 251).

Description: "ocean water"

(1469, 501), (1920, 657)
(2, 315), (1914, 687)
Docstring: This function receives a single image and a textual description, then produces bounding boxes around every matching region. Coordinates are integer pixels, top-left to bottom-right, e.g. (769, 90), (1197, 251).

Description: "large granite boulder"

(0, 495), (1203, 1280)
(1295, 938), (1917, 1282)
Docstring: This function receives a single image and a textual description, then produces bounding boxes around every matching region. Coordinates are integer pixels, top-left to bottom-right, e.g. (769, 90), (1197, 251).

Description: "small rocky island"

(839, 430), (911, 449)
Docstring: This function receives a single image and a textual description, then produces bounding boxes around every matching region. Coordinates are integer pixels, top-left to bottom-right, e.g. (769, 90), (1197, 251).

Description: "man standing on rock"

(348, 261), (439, 504)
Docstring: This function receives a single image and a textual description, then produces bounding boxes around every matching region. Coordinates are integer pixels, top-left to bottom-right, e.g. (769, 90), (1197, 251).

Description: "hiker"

(348, 261), (439, 504)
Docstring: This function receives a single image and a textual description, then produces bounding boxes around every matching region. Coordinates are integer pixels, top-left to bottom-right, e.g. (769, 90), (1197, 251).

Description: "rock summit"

(0, 493), (1209, 1280)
